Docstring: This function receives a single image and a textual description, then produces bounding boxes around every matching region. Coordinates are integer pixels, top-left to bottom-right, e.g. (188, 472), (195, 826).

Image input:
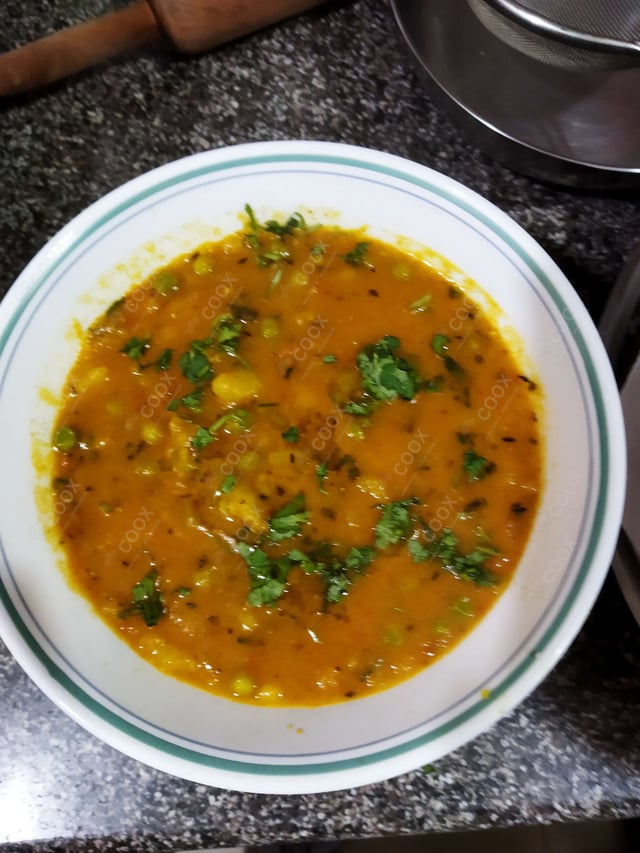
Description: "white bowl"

(0, 141), (626, 793)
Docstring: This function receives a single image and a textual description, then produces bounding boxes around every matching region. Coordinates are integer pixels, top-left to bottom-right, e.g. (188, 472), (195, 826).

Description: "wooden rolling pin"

(0, 0), (326, 97)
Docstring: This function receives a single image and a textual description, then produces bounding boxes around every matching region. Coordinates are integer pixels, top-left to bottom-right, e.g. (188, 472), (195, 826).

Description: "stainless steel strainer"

(468, 0), (640, 69)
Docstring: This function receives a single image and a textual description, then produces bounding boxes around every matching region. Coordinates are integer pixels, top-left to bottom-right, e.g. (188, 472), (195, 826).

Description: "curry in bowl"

(50, 207), (542, 706)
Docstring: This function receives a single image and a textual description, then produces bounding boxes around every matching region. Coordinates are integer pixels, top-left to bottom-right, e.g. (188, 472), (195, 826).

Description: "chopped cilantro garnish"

(244, 203), (260, 250)
(356, 336), (421, 402)
(287, 548), (317, 573)
(282, 426), (300, 443)
(237, 542), (292, 606)
(220, 474), (236, 494)
(408, 527), (497, 586)
(209, 408), (251, 433)
(323, 568), (352, 604)
(138, 347), (173, 371)
(179, 346), (213, 384)
(410, 294), (433, 313)
(263, 212), (306, 236)
(189, 336), (214, 353)
(269, 266), (283, 290)
(151, 270), (179, 295)
(119, 570), (164, 626)
(431, 333), (465, 377)
(288, 543), (376, 604)
(121, 337), (151, 362)
(268, 492), (309, 542)
(345, 545), (376, 571)
(191, 409), (250, 452)
(259, 248), (291, 265)
(323, 354), (337, 364)
(316, 461), (328, 493)
(341, 241), (369, 266)
(243, 204), (302, 287)
(214, 313), (242, 355)
(374, 497), (420, 549)
(167, 388), (203, 413)
(191, 426), (215, 453)
(463, 449), (495, 481)
(344, 399), (377, 417)
(154, 348), (173, 371)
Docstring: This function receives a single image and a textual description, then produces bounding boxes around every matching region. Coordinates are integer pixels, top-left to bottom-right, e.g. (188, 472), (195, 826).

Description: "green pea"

(151, 270), (179, 295)
(192, 255), (214, 276)
(53, 426), (77, 452)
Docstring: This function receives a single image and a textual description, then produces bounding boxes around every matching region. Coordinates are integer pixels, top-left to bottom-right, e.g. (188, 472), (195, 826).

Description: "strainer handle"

(482, 0), (640, 57)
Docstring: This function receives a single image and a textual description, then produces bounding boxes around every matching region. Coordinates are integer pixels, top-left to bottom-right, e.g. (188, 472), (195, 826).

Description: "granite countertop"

(1, 0), (640, 850)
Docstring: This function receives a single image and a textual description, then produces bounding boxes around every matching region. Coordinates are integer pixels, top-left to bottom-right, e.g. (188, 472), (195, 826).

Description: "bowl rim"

(0, 140), (627, 793)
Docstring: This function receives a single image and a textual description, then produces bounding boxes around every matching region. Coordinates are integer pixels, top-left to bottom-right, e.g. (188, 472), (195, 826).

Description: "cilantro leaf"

(179, 346), (213, 384)
(242, 205), (298, 280)
(240, 540), (377, 607)
(431, 333), (465, 377)
(151, 270), (179, 295)
(324, 569), (352, 604)
(154, 348), (173, 371)
(167, 388), (204, 413)
(341, 241), (369, 266)
(288, 543), (376, 604)
(190, 409), (251, 453)
(209, 408), (251, 433)
(119, 570), (164, 626)
(214, 313), (242, 355)
(282, 426), (300, 443)
(287, 548), (318, 574)
(345, 545), (376, 571)
(121, 337), (151, 362)
(410, 294), (433, 313)
(191, 426), (215, 452)
(220, 474), (236, 493)
(463, 449), (495, 481)
(356, 336), (421, 402)
(344, 399), (377, 417)
(263, 212), (306, 237)
(316, 461), (328, 494)
(247, 578), (289, 606)
(409, 527), (497, 586)
(374, 497), (420, 549)
(244, 203), (260, 250)
(237, 542), (292, 606)
(268, 492), (309, 542)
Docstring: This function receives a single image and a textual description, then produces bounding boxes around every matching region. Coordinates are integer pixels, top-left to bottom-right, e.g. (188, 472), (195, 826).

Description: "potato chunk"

(212, 371), (262, 405)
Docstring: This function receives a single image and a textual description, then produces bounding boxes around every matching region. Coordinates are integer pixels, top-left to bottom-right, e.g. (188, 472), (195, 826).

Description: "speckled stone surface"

(1, 1), (640, 850)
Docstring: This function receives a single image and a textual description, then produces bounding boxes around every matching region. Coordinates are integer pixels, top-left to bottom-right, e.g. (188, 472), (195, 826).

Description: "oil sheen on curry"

(50, 207), (542, 706)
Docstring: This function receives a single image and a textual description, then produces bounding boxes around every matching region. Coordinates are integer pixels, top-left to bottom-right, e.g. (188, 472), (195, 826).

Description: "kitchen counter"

(1, 1), (640, 849)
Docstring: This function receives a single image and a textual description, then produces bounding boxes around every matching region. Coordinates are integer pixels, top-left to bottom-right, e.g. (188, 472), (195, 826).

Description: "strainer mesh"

(469, 0), (640, 69)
